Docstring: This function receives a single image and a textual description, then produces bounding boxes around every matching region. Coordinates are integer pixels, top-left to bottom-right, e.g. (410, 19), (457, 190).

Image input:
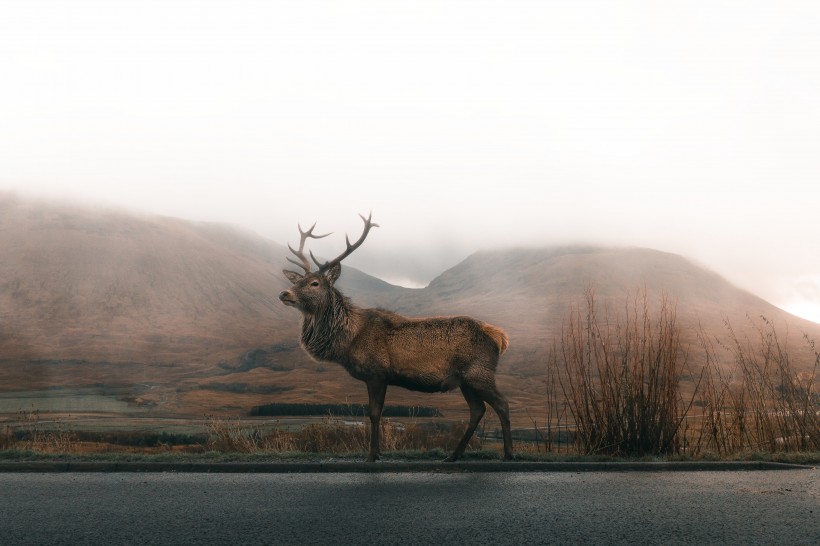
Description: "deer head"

(279, 213), (378, 312)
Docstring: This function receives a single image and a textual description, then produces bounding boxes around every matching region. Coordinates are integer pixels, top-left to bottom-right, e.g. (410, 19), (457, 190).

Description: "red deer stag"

(278, 213), (513, 462)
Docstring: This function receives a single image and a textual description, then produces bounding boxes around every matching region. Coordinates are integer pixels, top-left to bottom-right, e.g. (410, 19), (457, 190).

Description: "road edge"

(0, 460), (814, 473)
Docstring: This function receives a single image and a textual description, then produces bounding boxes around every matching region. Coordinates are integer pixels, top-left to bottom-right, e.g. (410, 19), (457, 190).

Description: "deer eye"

(310, 280), (320, 287)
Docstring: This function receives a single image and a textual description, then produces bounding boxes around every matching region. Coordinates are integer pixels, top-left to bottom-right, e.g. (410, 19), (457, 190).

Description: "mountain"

(396, 245), (811, 372)
(1, 194), (290, 363)
(1, 194), (818, 420)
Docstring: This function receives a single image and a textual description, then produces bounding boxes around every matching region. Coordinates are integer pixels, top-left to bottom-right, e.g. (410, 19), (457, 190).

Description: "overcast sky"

(1, 1), (819, 322)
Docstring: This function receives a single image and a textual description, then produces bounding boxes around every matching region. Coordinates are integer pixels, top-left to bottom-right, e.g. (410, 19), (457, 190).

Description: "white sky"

(1, 1), (819, 322)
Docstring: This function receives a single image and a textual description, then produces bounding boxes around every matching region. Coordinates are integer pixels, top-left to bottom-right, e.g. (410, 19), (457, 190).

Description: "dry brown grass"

(0, 411), (483, 457)
(688, 316), (819, 455)
(2, 409), (78, 453)
(203, 415), (480, 455)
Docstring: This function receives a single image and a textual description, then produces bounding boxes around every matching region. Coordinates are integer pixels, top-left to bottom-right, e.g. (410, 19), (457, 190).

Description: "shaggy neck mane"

(300, 288), (356, 361)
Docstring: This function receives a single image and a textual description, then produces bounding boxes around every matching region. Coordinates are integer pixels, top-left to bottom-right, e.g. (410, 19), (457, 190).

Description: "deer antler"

(287, 222), (331, 273)
(314, 212), (379, 273)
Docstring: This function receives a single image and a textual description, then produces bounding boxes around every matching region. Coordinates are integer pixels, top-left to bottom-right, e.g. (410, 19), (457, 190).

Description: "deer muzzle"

(279, 290), (297, 307)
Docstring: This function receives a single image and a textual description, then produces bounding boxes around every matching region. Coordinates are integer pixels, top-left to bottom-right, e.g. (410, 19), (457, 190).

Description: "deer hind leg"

(484, 387), (513, 460)
(446, 385), (486, 462)
(462, 363), (514, 460)
(366, 380), (387, 463)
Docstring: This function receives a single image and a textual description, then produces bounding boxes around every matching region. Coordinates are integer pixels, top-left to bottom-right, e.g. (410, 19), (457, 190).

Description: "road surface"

(1, 469), (817, 545)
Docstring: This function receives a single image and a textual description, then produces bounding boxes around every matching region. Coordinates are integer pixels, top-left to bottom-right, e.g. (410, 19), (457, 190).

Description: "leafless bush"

(553, 289), (697, 456)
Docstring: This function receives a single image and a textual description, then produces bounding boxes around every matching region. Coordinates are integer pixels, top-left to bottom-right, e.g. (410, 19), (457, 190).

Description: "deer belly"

(388, 359), (460, 393)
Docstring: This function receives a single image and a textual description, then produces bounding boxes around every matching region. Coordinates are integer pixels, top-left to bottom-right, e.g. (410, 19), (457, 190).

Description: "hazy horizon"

(2, 2), (819, 322)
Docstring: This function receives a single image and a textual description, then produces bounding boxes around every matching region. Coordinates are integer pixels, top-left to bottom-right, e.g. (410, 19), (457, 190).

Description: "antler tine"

(314, 212), (379, 272)
(287, 222), (332, 273)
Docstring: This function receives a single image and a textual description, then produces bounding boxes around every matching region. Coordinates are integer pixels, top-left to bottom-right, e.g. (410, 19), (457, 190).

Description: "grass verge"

(1, 447), (817, 465)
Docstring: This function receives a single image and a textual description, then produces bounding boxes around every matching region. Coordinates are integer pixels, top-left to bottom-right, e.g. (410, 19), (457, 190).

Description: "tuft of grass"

(692, 316), (819, 456)
(1, 409), (78, 454)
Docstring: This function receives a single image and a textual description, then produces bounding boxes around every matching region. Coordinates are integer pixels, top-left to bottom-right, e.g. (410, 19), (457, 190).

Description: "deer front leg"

(365, 380), (387, 462)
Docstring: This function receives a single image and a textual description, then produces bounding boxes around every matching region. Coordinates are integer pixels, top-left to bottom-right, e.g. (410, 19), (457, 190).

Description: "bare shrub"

(555, 289), (697, 456)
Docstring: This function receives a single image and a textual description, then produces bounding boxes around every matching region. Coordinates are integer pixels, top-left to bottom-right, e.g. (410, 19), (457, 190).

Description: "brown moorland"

(1, 193), (818, 428)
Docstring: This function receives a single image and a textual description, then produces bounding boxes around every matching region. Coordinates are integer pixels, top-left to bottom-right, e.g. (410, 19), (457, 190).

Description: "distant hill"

(1, 193), (817, 420)
(390, 246), (818, 375)
(0, 193), (296, 365)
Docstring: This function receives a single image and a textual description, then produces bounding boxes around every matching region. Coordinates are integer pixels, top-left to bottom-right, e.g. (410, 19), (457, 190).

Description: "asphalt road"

(1, 470), (818, 545)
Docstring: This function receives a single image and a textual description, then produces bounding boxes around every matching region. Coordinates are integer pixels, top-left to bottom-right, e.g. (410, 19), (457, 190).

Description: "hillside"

(0, 194), (291, 364)
(396, 246), (818, 375)
(1, 194), (818, 422)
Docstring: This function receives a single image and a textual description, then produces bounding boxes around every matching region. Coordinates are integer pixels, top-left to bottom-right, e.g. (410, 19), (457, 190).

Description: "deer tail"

(481, 323), (509, 355)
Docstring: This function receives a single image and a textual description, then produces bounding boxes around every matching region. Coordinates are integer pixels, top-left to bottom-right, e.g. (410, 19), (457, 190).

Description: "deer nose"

(279, 290), (297, 306)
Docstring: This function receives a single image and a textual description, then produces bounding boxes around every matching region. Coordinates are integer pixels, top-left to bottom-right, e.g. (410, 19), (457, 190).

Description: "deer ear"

(283, 269), (304, 284)
(325, 264), (341, 285)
